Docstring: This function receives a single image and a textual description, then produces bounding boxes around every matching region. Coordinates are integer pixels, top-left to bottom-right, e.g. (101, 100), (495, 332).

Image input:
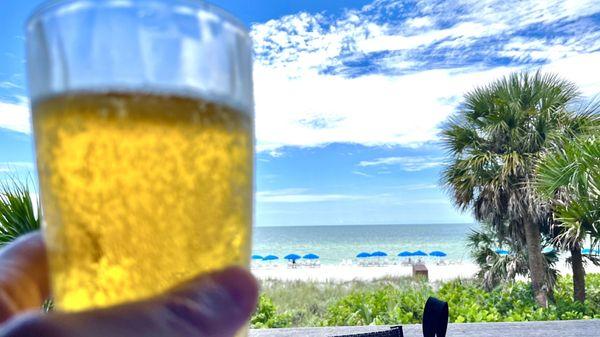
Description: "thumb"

(0, 267), (258, 337)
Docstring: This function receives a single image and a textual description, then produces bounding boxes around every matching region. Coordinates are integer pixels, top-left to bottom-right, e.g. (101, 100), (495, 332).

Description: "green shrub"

(251, 294), (293, 328)
(320, 274), (600, 326)
(252, 274), (600, 328)
(324, 280), (434, 326)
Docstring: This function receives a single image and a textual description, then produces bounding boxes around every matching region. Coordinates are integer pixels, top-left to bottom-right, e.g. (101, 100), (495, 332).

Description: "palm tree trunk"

(523, 221), (549, 307)
(570, 242), (586, 302)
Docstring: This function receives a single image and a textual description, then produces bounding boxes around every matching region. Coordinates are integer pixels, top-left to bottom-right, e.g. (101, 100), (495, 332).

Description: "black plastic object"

(422, 297), (449, 337)
(331, 326), (404, 337)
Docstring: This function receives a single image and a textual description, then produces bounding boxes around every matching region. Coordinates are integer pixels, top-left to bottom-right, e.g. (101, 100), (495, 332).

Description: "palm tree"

(0, 177), (41, 247)
(441, 71), (596, 306)
(467, 222), (558, 291)
(535, 136), (600, 302)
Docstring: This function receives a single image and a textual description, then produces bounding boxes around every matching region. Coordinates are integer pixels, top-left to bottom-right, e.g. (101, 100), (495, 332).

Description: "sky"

(1, 0), (600, 227)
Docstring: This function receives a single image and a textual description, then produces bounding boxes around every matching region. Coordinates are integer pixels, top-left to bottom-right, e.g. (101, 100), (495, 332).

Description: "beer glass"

(26, 0), (254, 313)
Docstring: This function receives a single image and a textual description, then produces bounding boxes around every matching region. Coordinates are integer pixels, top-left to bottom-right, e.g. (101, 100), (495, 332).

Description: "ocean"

(252, 223), (476, 265)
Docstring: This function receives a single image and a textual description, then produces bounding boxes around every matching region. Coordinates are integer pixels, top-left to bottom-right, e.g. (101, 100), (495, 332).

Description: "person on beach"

(0, 233), (258, 337)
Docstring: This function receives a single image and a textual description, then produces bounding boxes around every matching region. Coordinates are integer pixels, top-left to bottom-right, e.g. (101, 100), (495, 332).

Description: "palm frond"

(467, 222), (558, 290)
(0, 177), (41, 247)
(535, 135), (600, 253)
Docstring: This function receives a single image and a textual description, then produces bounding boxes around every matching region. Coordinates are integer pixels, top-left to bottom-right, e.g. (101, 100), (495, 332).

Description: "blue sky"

(1, 0), (600, 227)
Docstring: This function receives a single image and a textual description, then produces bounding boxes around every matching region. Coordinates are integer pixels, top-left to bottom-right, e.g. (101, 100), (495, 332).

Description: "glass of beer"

(26, 0), (254, 313)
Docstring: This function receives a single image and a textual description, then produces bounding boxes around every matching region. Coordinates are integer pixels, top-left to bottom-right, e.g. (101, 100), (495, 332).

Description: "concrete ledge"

(250, 319), (600, 337)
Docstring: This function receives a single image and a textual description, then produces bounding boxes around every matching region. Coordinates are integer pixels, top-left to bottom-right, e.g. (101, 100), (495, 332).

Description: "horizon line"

(255, 222), (475, 228)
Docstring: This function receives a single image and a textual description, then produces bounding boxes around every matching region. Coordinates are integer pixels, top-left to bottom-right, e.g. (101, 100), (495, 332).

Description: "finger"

(0, 267), (258, 337)
(0, 232), (49, 323)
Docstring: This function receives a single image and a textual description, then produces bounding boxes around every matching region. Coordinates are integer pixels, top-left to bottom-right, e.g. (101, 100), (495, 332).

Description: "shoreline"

(252, 262), (480, 282)
(251, 260), (600, 283)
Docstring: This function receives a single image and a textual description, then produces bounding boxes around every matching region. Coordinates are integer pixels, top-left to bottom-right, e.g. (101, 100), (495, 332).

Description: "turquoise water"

(252, 224), (475, 265)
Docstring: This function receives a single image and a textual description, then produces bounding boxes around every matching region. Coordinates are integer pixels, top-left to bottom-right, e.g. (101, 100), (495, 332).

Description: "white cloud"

(358, 156), (445, 171)
(251, 0), (600, 151)
(402, 183), (439, 190)
(0, 0), (597, 146)
(500, 32), (600, 64)
(357, 21), (508, 53)
(256, 188), (368, 203)
(0, 99), (31, 134)
(409, 0), (599, 31)
(254, 64), (523, 151)
(405, 16), (434, 29)
(0, 81), (22, 89)
(352, 170), (373, 177)
(544, 52), (600, 97)
(0, 162), (34, 172)
(268, 149), (284, 158)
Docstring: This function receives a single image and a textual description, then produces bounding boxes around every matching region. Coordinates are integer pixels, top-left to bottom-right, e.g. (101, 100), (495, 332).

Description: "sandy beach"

(252, 262), (479, 282)
(251, 260), (600, 282)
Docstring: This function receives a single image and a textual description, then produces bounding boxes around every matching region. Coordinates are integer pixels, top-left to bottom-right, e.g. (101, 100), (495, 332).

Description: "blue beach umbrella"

(412, 250), (428, 257)
(284, 254), (302, 260)
(429, 251), (447, 257)
(371, 251), (388, 257)
(495, 249), (509, 255)
(263, 255), (279, 261)
(303, 253), (320, 259)
(251, 255), (264, 260)
(356, 252), (371, 258)
(398, 251), (413, 257)
(542, 247), (556, 254)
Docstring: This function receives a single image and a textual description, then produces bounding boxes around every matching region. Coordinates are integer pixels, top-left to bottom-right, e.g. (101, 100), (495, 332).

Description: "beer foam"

(33, 86), (254, 117)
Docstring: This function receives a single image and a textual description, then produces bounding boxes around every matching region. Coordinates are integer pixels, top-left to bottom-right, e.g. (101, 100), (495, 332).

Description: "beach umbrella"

(284, 254), (301, 260)
(251, 255), (264, 260)
(356, 252), (371, 258)
(542, 247), (556, 254)
(371, 251), (388, 257)
(412, 250), (427, 256)
(429, 251), (447, 257)
(398, 251), (413, 257)
(495, 249), (509, 255)
(303, 253), (319, 259)
(263, 255), (279, 261)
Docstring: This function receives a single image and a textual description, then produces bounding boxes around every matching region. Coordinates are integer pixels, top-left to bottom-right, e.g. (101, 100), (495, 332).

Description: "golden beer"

(33, 92), (253, 311)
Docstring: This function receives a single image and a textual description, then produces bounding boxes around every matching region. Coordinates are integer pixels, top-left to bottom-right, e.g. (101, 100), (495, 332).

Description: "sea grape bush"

(326, 275), (600, 325)
(251, 294), (293, 328)
(251, 274), (600, 328)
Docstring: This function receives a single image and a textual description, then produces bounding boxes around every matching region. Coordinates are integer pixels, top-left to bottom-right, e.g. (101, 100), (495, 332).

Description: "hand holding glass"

(26, 0), (254, 312)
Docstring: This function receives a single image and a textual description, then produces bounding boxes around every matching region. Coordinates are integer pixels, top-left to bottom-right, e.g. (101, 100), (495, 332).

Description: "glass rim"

(26, 0), (249, 33)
